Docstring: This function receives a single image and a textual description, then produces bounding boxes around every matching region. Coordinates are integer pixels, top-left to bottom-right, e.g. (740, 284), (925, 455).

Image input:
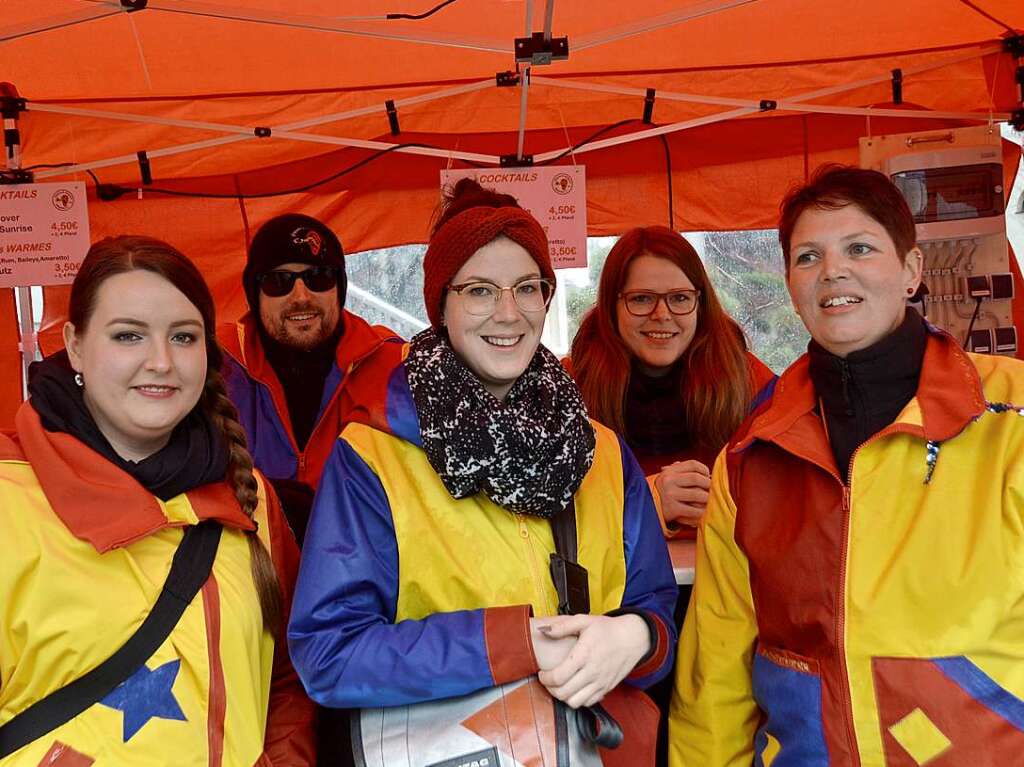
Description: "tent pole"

(543, 0), (555, 43)
(531, 77), (1009, 122)
(532, 42), (1009, 162)
(139, 0), (507, 54)
(34, 131), (500, 182)
(0, 5), (120, 44)
(516, 67), (532, 162)
(1, 97), (34, 398)
(31, 79), (500, 180)
(572, 0), (757, 53)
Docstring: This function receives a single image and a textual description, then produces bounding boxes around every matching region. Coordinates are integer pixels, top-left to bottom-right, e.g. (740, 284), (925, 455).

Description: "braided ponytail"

(204, 367), (283, 635)
(69, 235), (284, 634)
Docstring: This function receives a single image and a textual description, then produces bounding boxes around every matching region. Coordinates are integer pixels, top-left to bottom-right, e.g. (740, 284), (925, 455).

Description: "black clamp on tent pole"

(136, 151), (152, 185)
(1004, 34), (1024, 58)
(121, 0), (148, 9)
(385, 100), (400, 135)
(496, 70), (520, 87)
(500, 153), (533, 167)
(891, 69), (903, 105)
(759, 100), (777, 112)
(514, 32), (569, 65)
(642, 88), (656, 124)
(1, 84), (27, 179)
(253, 126), (271, 137)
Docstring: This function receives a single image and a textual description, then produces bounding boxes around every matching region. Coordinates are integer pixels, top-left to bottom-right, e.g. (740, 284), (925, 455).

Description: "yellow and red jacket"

(0, 404), (315, 766)
(669, 328), (1024, 767)
(288, 359), (679, 712)
(218, 311), (404, 488)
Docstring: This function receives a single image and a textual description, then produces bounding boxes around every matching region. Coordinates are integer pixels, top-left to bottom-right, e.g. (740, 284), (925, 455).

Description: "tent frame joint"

(253, 126), (271, 138)
(0, 96), (26, 120)
(759, 99), (777, 112)
(120, 0), (148, 11)
(0, 168), (32, 184)
(1003, 34), (1024, 59)
(501, 152), (533, 167)
(514, 32), (569, 65)
(496, 70), (520, 87)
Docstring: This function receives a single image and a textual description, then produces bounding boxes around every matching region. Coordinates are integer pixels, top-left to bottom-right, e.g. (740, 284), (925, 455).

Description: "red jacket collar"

(735, 327), (986, 452)
(219, 309), (399, 381)
(13, 403), (255, 553)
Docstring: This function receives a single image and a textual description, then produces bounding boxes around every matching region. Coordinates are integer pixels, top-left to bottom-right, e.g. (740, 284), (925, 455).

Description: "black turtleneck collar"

(259, 320), (343, 451)
(623, 357), (690, 457)
(807, 310), (927, 480)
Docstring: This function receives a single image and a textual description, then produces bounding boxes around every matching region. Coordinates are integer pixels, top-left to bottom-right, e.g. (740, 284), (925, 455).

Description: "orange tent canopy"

(2, 1), (1023, 424)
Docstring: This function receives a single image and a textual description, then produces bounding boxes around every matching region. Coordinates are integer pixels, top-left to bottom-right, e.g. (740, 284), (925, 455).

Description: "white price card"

(0, 182), (90, 287)
(441, 166), (587, 269)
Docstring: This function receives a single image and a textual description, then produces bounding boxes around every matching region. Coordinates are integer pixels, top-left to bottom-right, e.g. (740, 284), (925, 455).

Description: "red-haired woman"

(569, 226), (774, 538)
(0, 236), (313, 765)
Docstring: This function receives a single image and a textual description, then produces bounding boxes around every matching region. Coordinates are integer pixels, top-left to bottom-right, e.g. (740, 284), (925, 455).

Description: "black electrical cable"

(62, 117), (677, 209)
(537, 119), (640, 166)
(386, 0), (460, 21)
(658, 133), (674, 230)
(964, 296), (984, 349)
(84, 142), (485, 201)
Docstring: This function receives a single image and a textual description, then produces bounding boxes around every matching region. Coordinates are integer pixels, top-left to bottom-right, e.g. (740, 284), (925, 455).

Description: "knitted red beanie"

(423, 205), (554, 328)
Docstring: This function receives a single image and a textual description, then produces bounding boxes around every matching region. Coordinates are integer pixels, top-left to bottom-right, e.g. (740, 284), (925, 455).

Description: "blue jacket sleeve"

(615, 436), (680, 688)
(287, 438), (538, 708)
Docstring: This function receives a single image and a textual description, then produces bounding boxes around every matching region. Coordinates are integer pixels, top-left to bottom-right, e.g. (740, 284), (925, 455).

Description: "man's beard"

(264, 302), (338, 351)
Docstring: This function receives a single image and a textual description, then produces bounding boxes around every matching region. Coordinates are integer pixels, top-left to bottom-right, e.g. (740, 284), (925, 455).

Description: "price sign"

(441, 166), (587, 268)
(0, 182), (90, 287)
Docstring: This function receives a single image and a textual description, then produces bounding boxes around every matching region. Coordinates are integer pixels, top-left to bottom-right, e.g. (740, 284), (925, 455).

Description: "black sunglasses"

(257, 266), (339, 298)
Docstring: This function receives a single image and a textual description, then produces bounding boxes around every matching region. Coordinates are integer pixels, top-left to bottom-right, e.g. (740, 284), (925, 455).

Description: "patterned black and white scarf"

(406, 328), (595, 518)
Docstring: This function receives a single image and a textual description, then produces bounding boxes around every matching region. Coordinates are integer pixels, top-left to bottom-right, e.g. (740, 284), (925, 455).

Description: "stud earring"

(906, 287), (916, 296)
(74, 373), (84, 387)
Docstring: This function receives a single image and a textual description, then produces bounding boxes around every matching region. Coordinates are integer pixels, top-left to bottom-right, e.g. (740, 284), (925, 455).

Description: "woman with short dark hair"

(670, 165), (1024, 765)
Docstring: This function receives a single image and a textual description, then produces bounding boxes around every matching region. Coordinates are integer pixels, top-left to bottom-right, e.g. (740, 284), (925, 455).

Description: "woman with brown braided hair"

(0, 236), (314, 765)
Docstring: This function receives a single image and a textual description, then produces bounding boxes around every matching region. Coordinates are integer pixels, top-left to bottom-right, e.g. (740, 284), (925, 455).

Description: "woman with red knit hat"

(288, 179), (677, 765)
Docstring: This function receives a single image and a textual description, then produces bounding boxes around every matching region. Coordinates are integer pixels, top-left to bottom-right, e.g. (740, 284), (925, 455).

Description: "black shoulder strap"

(547, 501), (625, 750)
(0, 520), (223, 758)
(550, 498), (578, 565)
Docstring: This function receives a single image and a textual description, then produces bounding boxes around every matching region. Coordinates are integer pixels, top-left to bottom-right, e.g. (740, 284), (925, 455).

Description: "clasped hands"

(529, 614), (650, 709)
(655, 459), (711, 528)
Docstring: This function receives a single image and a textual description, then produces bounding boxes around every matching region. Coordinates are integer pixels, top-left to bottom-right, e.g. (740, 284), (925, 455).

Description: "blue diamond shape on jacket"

(99, 659), (187, 741)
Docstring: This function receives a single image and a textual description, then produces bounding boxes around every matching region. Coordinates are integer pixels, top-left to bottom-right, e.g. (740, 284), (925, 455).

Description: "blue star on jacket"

(99, 659), (188, 741)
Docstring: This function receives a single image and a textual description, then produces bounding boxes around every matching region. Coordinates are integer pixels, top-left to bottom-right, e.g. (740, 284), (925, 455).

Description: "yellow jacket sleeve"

(668, 449), (760, 766)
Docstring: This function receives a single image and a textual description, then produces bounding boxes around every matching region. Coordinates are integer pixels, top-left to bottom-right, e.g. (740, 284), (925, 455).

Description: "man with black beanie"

(219, 213), (403, 544)
(220, 214), (402, 767)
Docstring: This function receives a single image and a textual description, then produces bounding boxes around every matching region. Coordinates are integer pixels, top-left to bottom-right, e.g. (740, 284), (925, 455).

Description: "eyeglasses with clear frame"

(447, 277), (555, 316)
(619, 289), (701, 317)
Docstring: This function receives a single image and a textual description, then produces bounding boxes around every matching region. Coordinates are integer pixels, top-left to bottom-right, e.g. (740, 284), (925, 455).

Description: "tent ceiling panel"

(4, 2), (1022, 100)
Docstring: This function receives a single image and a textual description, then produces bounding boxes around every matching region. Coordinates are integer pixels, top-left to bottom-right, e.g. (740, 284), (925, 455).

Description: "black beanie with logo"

(242, 213), (347, 313)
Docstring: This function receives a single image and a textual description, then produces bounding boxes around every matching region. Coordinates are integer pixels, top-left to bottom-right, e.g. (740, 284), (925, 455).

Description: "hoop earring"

(74, 373), (84, 387)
